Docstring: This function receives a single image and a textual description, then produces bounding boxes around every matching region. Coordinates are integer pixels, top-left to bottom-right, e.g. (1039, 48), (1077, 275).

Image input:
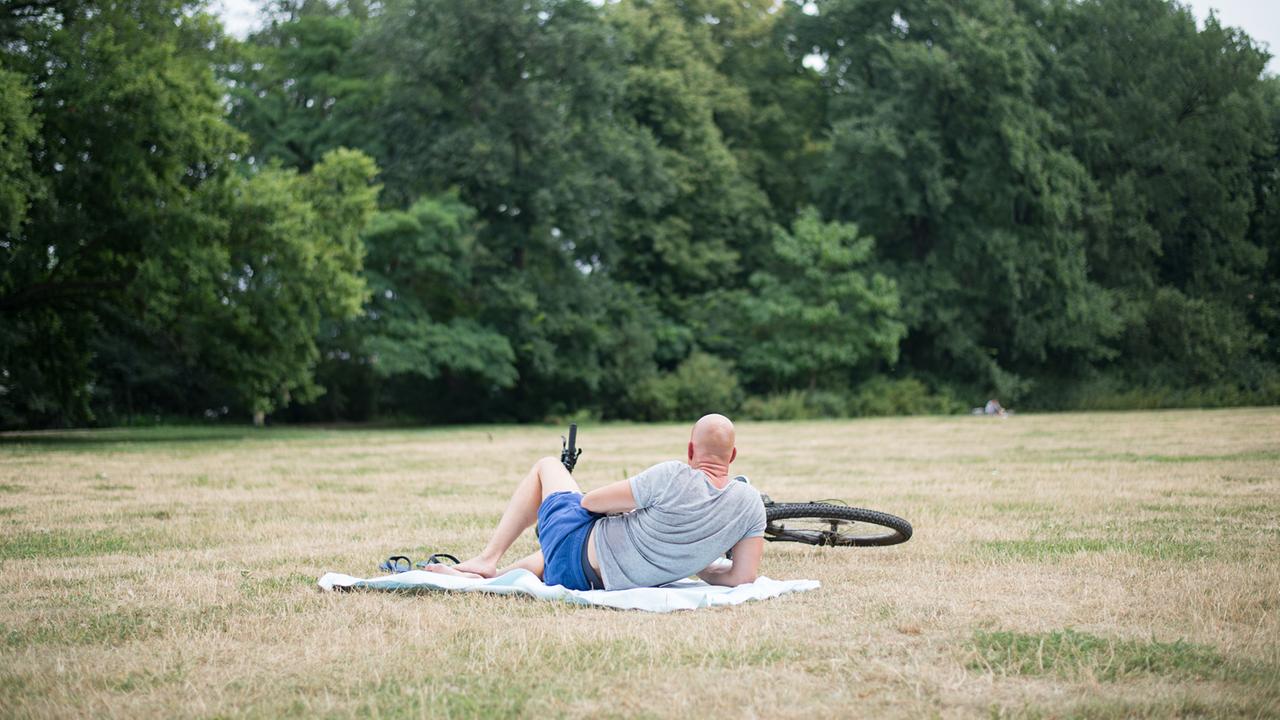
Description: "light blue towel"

(317, 568), (819, 613)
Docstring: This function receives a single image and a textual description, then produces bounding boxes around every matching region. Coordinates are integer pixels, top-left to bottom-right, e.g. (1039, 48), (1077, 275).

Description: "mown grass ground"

(1, 409), (1277, 718)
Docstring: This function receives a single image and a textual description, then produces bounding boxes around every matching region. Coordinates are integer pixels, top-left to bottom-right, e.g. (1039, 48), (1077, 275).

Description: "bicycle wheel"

(764, 503), (912, 547)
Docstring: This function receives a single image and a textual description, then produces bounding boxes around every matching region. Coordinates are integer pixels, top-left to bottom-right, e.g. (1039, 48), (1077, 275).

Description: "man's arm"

(697, 536), (764, 587)
(582, 461), (675, 514)
(581, 478), (638, 514)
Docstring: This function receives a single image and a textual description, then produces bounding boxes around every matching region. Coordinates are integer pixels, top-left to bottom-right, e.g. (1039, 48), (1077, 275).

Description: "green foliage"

(0, 0), (243, 427)
(368, 0), (632, 251)
(0, 68), (40, 234)
(702, 209), (904, 391)
(809, 0), (1123, 400)
(1039, 0), (1273, 387)
(143, 149), (378, 416)
(740, 390), (848, 421)
(739, 378), (960, 420)
(674, 0), (826, 224)
(2, 0), (1277, 427)
(223, 0), (380, 171)
(605, 0), (771, 295)
(360, 193), (516, 389)
(1125, 288), (1261, 386)
(1248, 77), (1280, 366)
(632, 353), (741, 422)
(848, 377), (964, 417)
(221, 153), (374, 414)
(1029, 373), (1280, 412)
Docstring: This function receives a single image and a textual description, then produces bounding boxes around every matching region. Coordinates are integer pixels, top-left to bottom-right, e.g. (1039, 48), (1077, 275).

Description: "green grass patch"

(0, 483), (24, 493)
(0, 425), (343, 456)
(1092, 450), (1280, 464)
(1215, 503), (1280, 520)
(2, 613), (158, 648)
(2, 604), (238, 647)
(979, 537), (1213, 561)
(682, 642), (803, 668)
(0, 528), (150, 560)
(1016, 448), (1280, 465)
(970, 629), (1224, 681)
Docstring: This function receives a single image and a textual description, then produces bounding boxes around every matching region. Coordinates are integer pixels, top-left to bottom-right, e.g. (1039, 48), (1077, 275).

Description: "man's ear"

(688, 441), (695, 461)
(730, 447), (737, 463)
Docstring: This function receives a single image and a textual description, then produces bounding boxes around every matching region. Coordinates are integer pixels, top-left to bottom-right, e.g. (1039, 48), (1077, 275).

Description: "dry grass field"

(1, 408), (1278, 719)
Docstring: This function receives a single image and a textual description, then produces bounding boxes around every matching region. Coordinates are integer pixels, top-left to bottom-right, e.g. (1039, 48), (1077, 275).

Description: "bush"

(740, 390), (851, 420)
(1043, 370), (1280, 412)
(740, 391), (813, 420)
(739, 377), (963, 421)
(545, 407), (601, 425)
(848, 377), (964, 417)
(631, 353), (741, 422)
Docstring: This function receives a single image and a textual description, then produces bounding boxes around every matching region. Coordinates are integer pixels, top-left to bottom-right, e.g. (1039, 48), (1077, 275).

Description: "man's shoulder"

(630, 461), (691, 494)
(640, 460), (691, 477)
(726, 479), (765, 504)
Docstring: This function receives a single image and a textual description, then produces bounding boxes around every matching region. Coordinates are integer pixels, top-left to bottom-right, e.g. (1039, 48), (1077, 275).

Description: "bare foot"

(449, 557), (498, 578)
(422, 563), (485, 579)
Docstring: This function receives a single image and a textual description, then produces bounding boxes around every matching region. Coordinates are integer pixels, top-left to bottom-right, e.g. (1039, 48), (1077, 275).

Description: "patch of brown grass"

(1, 409), (1278, 718)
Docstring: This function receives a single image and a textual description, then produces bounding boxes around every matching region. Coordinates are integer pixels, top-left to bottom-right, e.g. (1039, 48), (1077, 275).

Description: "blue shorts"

(537, 491), (603, 591)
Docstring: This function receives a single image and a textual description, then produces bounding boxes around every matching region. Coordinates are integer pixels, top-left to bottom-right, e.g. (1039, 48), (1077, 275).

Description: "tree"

(701, 209), (904, 391)
(164, 149), (378, 422)
(363, 0), (681, 420)
(0, 68), (41, 234)
(1247, 77), (1280, 368)
(0, 0), (242, 426)
(656, 0), (827, 225)
(221, 0), (382, 171)
(605, 0), (772, 297)
(359, 193), (517, 401)
(1037, 0), (1273, 387)
(805, 0), (1120, 399)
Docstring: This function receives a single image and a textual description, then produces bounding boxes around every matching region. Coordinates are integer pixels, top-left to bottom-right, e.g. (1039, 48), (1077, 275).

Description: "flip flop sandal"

(378, 555), (413, 574)
(414, 553), (460, 568)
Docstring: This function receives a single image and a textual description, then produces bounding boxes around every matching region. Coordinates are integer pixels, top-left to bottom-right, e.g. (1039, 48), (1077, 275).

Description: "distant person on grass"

(424, 413), (766, 590)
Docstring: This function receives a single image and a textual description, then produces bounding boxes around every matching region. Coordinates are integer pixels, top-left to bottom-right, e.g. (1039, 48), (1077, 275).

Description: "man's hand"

(581, 478), (638, 514)
(697, 536), (764, 587)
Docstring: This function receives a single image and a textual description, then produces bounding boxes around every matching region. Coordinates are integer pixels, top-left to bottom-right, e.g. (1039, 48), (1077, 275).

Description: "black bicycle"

(560, 423), (912, 548)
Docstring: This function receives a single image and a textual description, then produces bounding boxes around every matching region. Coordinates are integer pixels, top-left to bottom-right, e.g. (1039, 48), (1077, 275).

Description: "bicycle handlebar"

(560, 423), (582, 472)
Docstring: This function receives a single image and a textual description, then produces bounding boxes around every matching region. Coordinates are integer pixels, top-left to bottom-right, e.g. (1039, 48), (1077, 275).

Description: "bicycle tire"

(764, 502), (912, 547)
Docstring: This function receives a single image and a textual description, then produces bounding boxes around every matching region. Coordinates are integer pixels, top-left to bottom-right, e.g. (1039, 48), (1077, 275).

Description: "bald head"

(688, 413), (736, 467)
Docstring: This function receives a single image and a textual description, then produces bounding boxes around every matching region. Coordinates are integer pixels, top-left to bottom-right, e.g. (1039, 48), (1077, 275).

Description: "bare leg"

(424, 550), (543, 580)
(426, 458), (577, 578)
(498, 550), (544, 577)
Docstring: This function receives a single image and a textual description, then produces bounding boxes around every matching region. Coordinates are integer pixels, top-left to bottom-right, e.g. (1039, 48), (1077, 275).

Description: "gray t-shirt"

(593, 461), (767, 590)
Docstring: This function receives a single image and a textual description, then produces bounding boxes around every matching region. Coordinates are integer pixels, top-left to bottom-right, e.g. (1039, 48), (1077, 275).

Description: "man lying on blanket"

(425, 413), (766, 591)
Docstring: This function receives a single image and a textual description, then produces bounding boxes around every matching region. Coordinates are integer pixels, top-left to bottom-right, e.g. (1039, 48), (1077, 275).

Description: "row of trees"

(1, 0), (1276, 428)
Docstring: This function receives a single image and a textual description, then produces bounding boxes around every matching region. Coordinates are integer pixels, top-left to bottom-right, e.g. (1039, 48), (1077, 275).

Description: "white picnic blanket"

(317, 568), (820, 613)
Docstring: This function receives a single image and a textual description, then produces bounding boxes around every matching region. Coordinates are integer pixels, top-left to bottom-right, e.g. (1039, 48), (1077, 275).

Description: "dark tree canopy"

(1, 0), (1276, 428)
